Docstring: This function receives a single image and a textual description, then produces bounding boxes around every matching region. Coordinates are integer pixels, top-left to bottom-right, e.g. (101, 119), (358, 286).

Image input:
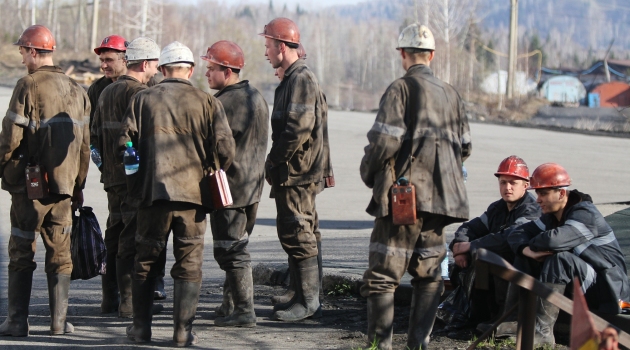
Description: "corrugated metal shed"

(539, 75), (586, 105)
(591, 81), (630, 107)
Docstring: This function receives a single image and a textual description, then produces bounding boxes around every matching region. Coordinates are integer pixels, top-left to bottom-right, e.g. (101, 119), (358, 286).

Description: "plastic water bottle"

(441, 243), (450, 280)
(123, 141), (139, 175)
(90, 145), (102, 168)
(462, 164), (468, 183)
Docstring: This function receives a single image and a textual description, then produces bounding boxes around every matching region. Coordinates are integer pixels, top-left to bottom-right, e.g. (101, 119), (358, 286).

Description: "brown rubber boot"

(126, 278), (155, 343)
(0, 270), (33, 337)
(215, 266), (257, 327)
(101, 254), (119, 314)
(406, 280), (444, 350)
(271, 256), (320, 321)
(366, 293), (394, 350)
(214, 277), (234, 317)
(172, 279), (201, 347)
(271, 257), (296, 306)
(534, 283), (565, 347)
(47, 273), (74, 335)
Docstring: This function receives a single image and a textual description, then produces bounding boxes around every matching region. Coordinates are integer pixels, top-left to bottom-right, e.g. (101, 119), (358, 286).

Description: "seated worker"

(447, 156), (541, 337)
(507, 163), (630, 347)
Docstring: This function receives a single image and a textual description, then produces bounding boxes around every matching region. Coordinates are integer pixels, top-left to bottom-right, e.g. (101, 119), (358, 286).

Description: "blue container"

(588, 93), (600, 108)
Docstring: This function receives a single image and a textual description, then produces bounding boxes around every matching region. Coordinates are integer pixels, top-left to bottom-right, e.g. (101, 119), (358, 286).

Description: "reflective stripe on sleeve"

(6, 111), (29, 127)
(534, 219), (546, 231)
(565, 220), (595, 240)
(370, 122), (406, 138)
(11, 227), (37, 240)
(479, 213), (489, 229)
(573, 230), (617, 256)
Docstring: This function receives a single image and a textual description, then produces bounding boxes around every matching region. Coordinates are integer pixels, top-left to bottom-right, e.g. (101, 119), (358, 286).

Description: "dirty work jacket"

(450, 192), (541, 254)
(508, 190), (630, 313)
(267, 59), (326, 187)
(91, 75), (146, 190)
(360, 64), (472, 222)
(0, 66), (91, 195)
(215, 80), (269, 207)
(118, 78), (235, 210)
(87, 76), (113, 129)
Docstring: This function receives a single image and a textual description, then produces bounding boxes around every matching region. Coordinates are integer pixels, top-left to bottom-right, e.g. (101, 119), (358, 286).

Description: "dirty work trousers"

(273, 183), (319, 260)
(361, 213), (448, 296)
(9, 193), (73, 274)
(134, 200), (206, 283)
(210, 203), (258, 271)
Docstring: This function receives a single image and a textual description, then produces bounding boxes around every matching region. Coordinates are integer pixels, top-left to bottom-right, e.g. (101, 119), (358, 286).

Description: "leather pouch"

(208, 169), (232, 209)
(25, 164), (49, 200)
(391, 182), (416, 225)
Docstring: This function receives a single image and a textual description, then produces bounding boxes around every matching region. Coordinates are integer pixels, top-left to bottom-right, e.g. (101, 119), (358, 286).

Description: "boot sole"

(214, 322), (256, 328)
(174, 333), (198, 347)
(0, 331), (28, 337)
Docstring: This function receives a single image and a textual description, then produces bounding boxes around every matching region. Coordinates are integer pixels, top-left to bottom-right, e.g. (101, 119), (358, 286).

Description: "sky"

(206, 0), (369, 10)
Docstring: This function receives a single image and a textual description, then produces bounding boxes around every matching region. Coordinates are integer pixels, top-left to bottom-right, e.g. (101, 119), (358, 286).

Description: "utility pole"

(91, 0), (100, 52)
(506, 0), (518, 98)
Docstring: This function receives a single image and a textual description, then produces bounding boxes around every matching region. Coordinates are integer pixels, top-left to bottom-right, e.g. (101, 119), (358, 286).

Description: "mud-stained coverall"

(0, 66), (90, 274)
(447, 192), (541, 323)
(91, 75), (147, 261)
(211, 80), (268, 271)
(360, 64), (472, 296)
(118, 78), (235, 282)
(508, 190), (630, 314)
(266, 59), (327, 261)
(87, 76), (113, 130)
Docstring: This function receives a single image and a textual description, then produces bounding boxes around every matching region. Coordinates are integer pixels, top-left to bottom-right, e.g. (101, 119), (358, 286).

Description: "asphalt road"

(0, 85), (628, 348)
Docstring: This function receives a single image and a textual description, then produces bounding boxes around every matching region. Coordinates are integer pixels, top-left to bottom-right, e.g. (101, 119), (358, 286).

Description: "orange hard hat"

(94, 35), (128, 55)
(14, 25), (56, 51)
(201, 41), (244, 70)
(297, 43), (307, 59)
(494, 155), (529, 181)
(259, 17), (300, 44)
(529, 163), (572, 190)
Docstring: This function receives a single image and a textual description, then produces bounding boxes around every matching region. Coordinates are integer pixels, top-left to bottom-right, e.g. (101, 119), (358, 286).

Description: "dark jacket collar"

(33, 65), (63, 74)
(215, 80), (249, 98)
(118, 75), (141, 83)
(405, 64), (433, 77)
(283, 59), (307, 79)
(159, 78), (192, 86)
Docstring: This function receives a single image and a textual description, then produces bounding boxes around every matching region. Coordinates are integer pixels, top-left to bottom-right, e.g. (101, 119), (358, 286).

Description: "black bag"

(436, 267), (476, 330)
(70, 207), (107, 280)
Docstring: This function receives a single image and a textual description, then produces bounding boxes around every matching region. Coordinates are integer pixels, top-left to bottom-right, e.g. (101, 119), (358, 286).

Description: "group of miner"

(0, 16), (626, 350)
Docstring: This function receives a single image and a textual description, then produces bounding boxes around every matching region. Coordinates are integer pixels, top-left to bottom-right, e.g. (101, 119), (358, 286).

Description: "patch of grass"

(469, 334), (517, 350)
(327, 281), (354, 296)
(352, 336), (382, 350)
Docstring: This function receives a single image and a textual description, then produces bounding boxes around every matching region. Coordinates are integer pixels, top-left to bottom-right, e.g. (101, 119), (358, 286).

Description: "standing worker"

(201, 40), (269, 327)
(119, 41), (235, 346)
(269, 43), (334, 311)
(260, 17), (329, 322)
(359, 23), (471, 350)
(0, 25), (90, 336)
(91, 37), (162, 318)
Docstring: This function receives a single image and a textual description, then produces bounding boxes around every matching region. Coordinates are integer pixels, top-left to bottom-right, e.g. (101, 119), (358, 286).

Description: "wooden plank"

(474, 249), (630, 347)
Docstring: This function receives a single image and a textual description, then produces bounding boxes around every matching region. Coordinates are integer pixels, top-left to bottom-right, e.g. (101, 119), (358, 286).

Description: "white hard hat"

(159, 41), (195, 67)
(125, 37), (160, 61)
(396, 23), (435, 51)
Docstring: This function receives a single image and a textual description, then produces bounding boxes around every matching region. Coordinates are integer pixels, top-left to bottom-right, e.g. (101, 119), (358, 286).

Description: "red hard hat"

(259, 17), (300, 44)
(94, 35), (128, 55)
(14, 25), (56, 51)
(297, 43), (307, 59)
(529, 163), (572, 190)
(201, 41), (245, 70)
(494, 155), (529, 181)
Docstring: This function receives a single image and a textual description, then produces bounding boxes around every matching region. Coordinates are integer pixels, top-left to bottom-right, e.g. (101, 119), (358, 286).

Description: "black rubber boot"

(47, 273), (74, 335)
(366, 293), (394, 350)
(406, 280), (444, 350)
(117, 258), (134, 318)
(101, 254), (119, 314)
(173, 279), (201, 347)
(270, 256), (296, 306)
(215, 267), (257, 327)
(0, 270), (33, 337)
(270, 256), (320, 321)
(214, 277), (234, 317)
(476, 282), (518, 338)
(126, 278), (155, 343)
(534, 283), (565, 347)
